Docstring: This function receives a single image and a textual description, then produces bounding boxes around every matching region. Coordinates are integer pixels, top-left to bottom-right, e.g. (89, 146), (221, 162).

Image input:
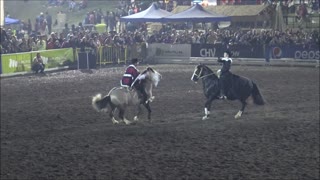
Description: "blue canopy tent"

(5, 17), (20, 25)
(120, 3), (173, 23)
(163, 3), (230, 23)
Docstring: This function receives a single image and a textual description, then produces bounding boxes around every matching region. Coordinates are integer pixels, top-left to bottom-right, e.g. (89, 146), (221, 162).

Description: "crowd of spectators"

(1, 0), (319, 54)
(1, 23), (319, 54)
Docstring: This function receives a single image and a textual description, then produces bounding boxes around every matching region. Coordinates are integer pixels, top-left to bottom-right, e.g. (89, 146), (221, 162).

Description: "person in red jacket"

(121, 58), (148, 103)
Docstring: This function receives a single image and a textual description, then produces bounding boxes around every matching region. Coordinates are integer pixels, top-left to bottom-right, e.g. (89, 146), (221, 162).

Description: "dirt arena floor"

(1, 64), (319, 180)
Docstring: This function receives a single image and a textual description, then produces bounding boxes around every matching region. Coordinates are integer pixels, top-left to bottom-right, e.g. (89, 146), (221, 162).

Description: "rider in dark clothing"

(121, 58), (148, 103)
(217, 50), (232, 99)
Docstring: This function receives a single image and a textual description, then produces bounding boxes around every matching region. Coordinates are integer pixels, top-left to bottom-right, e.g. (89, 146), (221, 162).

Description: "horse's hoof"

(149, 96), (155, 102)
(124, 119), (132, 125)
(133, 116), (139, 121)
(112, 118), (119, 124)
(234, 111), (243, 119)
(202, 116), (209, 120)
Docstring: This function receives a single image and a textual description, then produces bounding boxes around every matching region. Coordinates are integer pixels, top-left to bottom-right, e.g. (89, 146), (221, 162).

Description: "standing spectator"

(46, 12), (52, 34)
(0, 27), (9, 44)
(62, 23), (70, 38)
(27, 19), (32, 34)
(262, 31), (272, 64)
(69, 0), (76, 12)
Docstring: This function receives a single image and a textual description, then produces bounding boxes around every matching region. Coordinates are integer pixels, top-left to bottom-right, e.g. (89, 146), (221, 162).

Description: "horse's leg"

(134, 105), (142, 122)
(235, 100), (246, 119)
(109, 107), (119, 124)
(203, 96), (216, 120)
(143, 102), (152, 120)
(118, 107), (132, 125)
(147, 86), (155, 103)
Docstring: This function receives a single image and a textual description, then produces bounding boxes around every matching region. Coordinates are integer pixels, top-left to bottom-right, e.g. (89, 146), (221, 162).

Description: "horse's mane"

(141, 67), (154, 75)
(201, 64), (218, 78)
(139, 67), (160, 87)
(202, 64), (213, 73)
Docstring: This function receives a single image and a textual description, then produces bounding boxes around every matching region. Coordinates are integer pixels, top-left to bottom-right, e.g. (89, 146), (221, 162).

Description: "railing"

(97, 43), (147, 65)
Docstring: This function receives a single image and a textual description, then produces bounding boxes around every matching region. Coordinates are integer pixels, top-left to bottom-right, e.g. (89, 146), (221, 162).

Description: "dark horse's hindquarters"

(191, 64), (265, 119)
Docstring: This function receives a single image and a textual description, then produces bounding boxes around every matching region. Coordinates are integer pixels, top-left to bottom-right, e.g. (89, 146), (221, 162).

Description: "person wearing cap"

(217, 50), (233, 99)
(121, 58), (148, 103)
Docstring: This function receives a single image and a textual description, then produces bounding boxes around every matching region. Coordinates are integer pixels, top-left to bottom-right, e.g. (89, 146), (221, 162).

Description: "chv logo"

(200, 48), (216, 57)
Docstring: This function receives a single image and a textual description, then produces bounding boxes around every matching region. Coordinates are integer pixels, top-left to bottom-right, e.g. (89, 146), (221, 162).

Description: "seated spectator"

(37, 36), (47, 50)
(32, 52), (45, 74)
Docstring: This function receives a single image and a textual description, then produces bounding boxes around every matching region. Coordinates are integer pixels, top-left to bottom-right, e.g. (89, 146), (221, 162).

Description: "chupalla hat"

(224, 50), (232, 57)
(131, 58), (139, 64)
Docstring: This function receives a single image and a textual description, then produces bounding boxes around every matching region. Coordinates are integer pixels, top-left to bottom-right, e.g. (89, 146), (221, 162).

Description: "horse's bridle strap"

(198, 73), (215, 79)
(195, 67), (215, 79)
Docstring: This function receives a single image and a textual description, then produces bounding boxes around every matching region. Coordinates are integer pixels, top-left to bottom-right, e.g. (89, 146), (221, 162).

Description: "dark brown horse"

(191, 64), (265, 120)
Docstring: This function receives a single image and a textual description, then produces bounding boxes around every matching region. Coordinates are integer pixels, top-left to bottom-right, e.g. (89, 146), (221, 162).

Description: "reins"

(198, 72), (215, 79)
(195, 67), (216, 79)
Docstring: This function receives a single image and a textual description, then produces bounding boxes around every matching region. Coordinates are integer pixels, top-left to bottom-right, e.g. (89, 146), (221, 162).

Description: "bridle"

(193, 66), (215, 80)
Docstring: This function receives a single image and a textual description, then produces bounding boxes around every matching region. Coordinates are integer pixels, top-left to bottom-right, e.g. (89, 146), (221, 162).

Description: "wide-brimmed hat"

(224, 50), (232, 57)
(131, 58), (139, 64)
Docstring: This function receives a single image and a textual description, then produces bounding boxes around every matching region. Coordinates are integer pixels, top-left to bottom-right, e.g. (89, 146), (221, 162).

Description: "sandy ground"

(1, 64), (319, 180)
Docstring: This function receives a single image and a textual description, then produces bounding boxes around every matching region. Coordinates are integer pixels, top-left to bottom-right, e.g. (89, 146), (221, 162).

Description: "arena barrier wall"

(146, 43), (319, 61)
(1, 48), (74, 74)
(0, 44), (148, 75)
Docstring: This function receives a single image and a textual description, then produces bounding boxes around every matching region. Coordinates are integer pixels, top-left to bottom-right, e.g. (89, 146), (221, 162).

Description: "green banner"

(30, 48), (74, 69)
(1, 53), (32, 74)
(1, 48), (74, 74)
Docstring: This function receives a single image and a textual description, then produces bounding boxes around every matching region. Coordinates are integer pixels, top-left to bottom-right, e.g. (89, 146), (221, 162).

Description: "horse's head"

(191, 64), (216, 82)
(142, 67), (162, 87)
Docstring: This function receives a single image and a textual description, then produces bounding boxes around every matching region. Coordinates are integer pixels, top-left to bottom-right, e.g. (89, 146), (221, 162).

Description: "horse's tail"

(92, 94), (111, 112)
(252, 82), (265, 105)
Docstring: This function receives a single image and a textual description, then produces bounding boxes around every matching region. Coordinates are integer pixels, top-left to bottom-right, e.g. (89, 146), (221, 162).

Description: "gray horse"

(92, 67), (162, 125)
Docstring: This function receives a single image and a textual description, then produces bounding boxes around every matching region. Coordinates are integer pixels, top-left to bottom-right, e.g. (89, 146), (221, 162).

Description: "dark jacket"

(218, 57), (232, 74)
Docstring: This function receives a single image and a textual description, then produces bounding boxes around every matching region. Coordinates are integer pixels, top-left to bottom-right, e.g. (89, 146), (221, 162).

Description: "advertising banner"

(147, 44), (191, 59)
(270, 45), (320, 60)
(1, 48), (74, 74)
(191, 44), (264, 58)
(1, 53), (32, 74)
(30, 48), (74, 69)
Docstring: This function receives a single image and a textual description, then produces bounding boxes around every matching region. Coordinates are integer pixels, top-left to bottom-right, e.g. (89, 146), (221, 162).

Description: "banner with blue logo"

(192, 44), (265, 58)
(191, 44), (319, 60)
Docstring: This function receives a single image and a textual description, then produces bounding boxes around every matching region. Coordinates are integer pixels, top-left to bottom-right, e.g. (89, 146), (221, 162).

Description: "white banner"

(147, 43), (191, 59)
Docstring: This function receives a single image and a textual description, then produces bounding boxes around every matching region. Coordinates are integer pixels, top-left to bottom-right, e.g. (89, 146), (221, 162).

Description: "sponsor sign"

(30, 48), (74, 69)
(270, 45), (319, 59)
(147, 44), (191, 58)
(1, 48), (74, 74)
(191, 44), (263, 58)
(294, 49), (319, 60)
(1, 53), (32, 74)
